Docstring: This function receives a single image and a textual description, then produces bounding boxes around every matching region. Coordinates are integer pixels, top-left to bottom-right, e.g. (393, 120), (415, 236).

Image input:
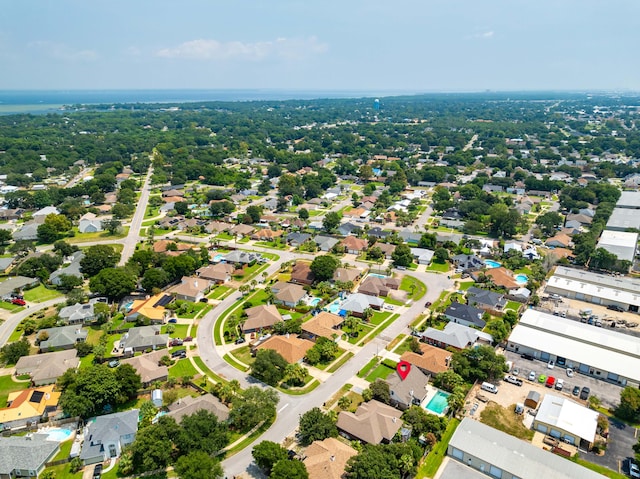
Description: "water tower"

(374, 98), (380, 111)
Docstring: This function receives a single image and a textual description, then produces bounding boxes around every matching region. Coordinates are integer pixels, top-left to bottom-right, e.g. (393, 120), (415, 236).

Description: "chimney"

(330, 455), (335, 462)
(392, 417), (397, 423)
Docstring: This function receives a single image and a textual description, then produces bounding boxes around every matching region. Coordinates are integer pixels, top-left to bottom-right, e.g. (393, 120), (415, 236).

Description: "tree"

(53, 240), (79, 258)
(432, 370), (464, 393)
(129, 417), (178, 473)
(338, 395), (352, 410)
(310, 255), (339, 282)
(141, 268), (170, 292)
(103, 218), (123, 235)
(80, 245), (119, 277)
(451, 345), (507, 383)
(488, 203), (520, 238)
(74, 341), (93, 357)
(230, 387), (279, 431)
(253, 441), (289, 474)
(0, 229), (11, 245)
(37, 223), (59, 243)
(270, 459), (308, 479)
(391, 243), (413, 268)
(177, 409), (230, 456)
(298, 208), (309, 220)
(57, 274), (84, 292)
(370, 379), (391, 404)
(401, 406), (448, 439)
(284, 362), (308, 386)
(485, 318), (509, 344)
(298, 407), (338, 445)
(251, 349), (288, 386)
(616, 387), (640, 422)
(44, 213), (72, 233)
(89, 267), (136, 300)
(434, 247), (449, 263)
(1, 338), (30, 364)
(58, 364), (122, 418)
(162, 254), (197, 281)
(418, 233), (436, 249)
(246, 205), (263, 224)
(536, 211), (563, 236)
(346, 443), (420, 479)
(174, 451), (224, 479)
(114, 364), (142, 400)
(322, 211), (341, 232)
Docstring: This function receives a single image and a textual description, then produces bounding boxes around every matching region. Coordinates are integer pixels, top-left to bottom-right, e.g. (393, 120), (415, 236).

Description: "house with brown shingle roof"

(301, 312), (344, 342)
(153, 240), (193, 254)
(161, 189), (184, 198)
(291, 262), (315, 285)
(375, 242), (396, 259)
(251, 228), (283, 241)
(15, 350), (79, 386)
(197, 263), (235, 284)
(358, 276), (400, 297)
(336, 400), (403, 444)
(274, 283), (307, 308)
(332, 267), (362, 284)
(205, 221), (232, 233)
(482, 267), (519, 290)
(230, 223), (255, 237)
(545, 233), (573, 248)
(167, 394), (230, 423)
(168, 276), (212, 302)
(255, 334), (314, 363)
(400, 343), (452, 377)
(340, 236), (368, 255)
(242, 305), (283, 333)
(303, 438), (357, 479)
(120, 350), (168, 386)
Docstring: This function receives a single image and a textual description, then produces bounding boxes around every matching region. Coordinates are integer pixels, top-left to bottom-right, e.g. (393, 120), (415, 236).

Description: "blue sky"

(2, 0), (639, 91)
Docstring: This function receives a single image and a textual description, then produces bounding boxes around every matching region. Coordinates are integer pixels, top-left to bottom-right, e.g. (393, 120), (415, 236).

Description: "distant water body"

(0, 89), (400, 115)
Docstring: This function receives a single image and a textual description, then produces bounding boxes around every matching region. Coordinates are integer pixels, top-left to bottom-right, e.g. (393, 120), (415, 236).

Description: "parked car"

(171, 349), (186, 359)
(630, 462), (640, 478)
(545, 376), (556, 388)
(108, 360), (120, 368)
(512, 367), (520, 376)
(168, 318), (178, 323)
(93, 463), (103, 479)
(607, 304), (624, 312)
(555, 378), (564, 391)
(199, 297), (209, 303)
(169, 338), (183, 347)
(504, 375), (523, 387)
(528, 371), (536, 381)
(183, 336), (193, 342)
(521, 353), (534, 360)
(580, 387), (590, 400)
(235, 337), (246, 344)
(566, 368), (574, 377)
(538, 374), (547, 383)
(424, 301), (432, 307)
(547, 360), (555, 369)
(11, 298), (26, 306)
(572, 385), (580, 396)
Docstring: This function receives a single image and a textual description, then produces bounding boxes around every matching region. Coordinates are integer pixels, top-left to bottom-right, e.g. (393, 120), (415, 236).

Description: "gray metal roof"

(0, 435), (59, 475)
(606, 207), (640, 231)
(80, 410), (139, 461)
(617, 191), (640, 208)
(449, 418), (605, 479)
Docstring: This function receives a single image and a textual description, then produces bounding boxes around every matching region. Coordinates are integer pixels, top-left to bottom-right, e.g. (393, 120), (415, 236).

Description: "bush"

(69, 457), (83, 473)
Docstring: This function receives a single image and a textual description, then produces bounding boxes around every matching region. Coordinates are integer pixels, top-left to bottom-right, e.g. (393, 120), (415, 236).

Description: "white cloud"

(468, 30), (494, 40)
(155, 36), (327, 61)
(28, 41), (97, 61)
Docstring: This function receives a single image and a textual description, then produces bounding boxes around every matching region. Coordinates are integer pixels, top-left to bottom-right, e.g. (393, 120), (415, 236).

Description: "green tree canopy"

(251, 349), (288, 386)
(80, 245), (120, 277)
(310, 255), (339, 282)
(230, 386), (279, 431)
(89, 267), (136, 300)
(451, 345), (507, 383)
(391, 243), (413, 267)
(252, 441), (289, 474)
(174, 451), (224, 479)
(298, 407), (338, 446)
(270, 459), (309, 479)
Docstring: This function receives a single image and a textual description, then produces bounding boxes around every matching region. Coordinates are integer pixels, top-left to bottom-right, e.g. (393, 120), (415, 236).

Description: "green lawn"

(224, 353), (250, 372)
(254, 241), (288, 250)
(365, 363), (395, 382)
(0, 374), (29, 408)
(193, 357), (227, 384)
(216, 232), (234, 241)
(168, 358), (199, 379)
(384, 297), (405, 306)
(0, 301), (25, 312)
(327, 352), (354, 373)
(426, 261), (450, 272)
(174, 301), (208, 319)
(400, 276), (427, 300)
(346, 323), (374, 344)
(370, 311), (392, 325)
(458, 281), (475, 291)
(505, 300), (522, 312)
(357, 357), (380, 378)
(208, 285), (232, 300)
(417, 418), (460, 478)
(8, 327), (24, 342)
(230, 345), (254, 367)
(23, 284), (64, 302)
(161, 324), (189, 337)
(393, 336), (413, 355)
(573, 458), (627, 479)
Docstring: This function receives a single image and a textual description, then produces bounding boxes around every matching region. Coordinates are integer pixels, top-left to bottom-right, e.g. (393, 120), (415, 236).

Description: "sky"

(2, 0), (639, 92)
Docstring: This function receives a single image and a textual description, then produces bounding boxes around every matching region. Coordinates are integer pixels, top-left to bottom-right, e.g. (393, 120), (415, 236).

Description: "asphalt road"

(0, 298), (67, 347)
(118, 166), (153, 266)
(194, 256), (452, 478)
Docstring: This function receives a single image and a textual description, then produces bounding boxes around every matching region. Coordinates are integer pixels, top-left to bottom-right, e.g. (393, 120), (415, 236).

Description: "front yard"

(400, 276), (427, 300)
(23, 284), (64, 303)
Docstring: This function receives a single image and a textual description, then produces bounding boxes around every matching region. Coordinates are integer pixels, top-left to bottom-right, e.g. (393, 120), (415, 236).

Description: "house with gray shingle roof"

(121, 326), (168, 353)
(0, 435), (60, 479)
(466, 287), (507, 312)
(49, 251), (85, 286)
(444, 302), (486, 328)
(315, 235), (339, 252)
(80, 410), (139, 465)
(38, 325), (88, 352)
(15, 349), (79, 386)
(58, 302), (95, 324)
(167, 394), (230, 423)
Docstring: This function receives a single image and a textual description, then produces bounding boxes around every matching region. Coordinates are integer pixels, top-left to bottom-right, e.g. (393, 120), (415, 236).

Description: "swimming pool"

(327, 301), (341, 314)
(309, 297), (321, 307)
(123, 300), (134, 312)
(44, 427), (73, 442)
(424, 391), (450, 415)
(484, 259), (501, 269)
(515, 274), (529, 284)
(368, 273), (387, 279)
(212, 253), (225, 262)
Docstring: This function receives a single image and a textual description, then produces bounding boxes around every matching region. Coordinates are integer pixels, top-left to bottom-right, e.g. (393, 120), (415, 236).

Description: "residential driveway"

(584, 417), (637, 473)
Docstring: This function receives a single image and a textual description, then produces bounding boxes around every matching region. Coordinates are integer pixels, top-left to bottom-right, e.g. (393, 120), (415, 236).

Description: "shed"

(152, 389), (163, 408)
(525, 390), (540, 409)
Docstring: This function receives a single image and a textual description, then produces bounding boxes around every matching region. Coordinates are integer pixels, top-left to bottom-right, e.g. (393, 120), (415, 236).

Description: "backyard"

(0, 374), (29, 407)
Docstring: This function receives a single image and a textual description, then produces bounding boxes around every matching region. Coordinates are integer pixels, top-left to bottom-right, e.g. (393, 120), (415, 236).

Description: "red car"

(183, 336), (193, 342)
(11, 298), (26, 306)
(545, 376), (556, 388)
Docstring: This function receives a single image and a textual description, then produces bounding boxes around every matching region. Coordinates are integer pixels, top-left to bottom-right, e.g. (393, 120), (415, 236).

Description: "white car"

(566, 368), (574, 377)
(555, 378), (564, 391)
(528, 371), (536, 381)
(547, 360), (555, 369)
(630, 463), (640, 478)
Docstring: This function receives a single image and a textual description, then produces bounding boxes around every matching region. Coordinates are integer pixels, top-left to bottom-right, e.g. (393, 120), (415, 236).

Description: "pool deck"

(421, 385), (450, 416)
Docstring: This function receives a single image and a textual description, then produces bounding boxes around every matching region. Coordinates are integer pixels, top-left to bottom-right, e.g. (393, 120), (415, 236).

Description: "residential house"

(444, 302), (485, 329)
(336, 400), (403, 444)
(242, 305), (283, 333)
(301, 312), (344, 342)
(78, 212), (103, 233)
(451, 254), (484, 272)
(545, 233), (573, 248)
(263, 198), (278, 211)
(32, 206), (60, 218)
(400, 343), (452, 377)
(58, 302), (95, 324)
(340, 293), (384, 316)
(255, 334), (314, 363)
(368, 227), (390, 240)
(196, 263), (234, 284)
(120, 350), (169, 387)
(302, 438), (357, 479)
(290, 262), (315, 285)
(15, 349), (79, 386)
(0, 435), (60, 479)
(472, 267), (519, 290)
(399, 231), (422, 245)
(286, 232), (311, 247)
(315, 235), (339, 252)
(12, 220), (42, 241)
(333, 267), (362, 284)
(161, 189), (184, 198)
(0, 208), (23, 221)
(410, 248), (434, 265)
(358, 276), (400, 297)
(440, 209), (465, 228)
(152, 240), (193, 254)
(337, 222), (362, 237)
(374, 242), (396, 259)
(166, 394), (230, 423)
(206, 221), (232, 234)
(466, 287), (506, 312)
(121, 326), (168, 353)
(168, 276), (212, 302)
(38, 325), (88, 352)
(49, 251), (85, 286)
(273, 282), (307, 308)
(229, 224), (255, 238)
(0, 384), (61, 430)
(224, 250), (257, 266)
(80, 410), (139, 465)
(126, 294), (172, 323)
(341, 236), (368, 255)
(251, 228), (283, 241)
(385, 366), (430, 410)
(419, 322), (493, 351)
(0, 257), (14, 275)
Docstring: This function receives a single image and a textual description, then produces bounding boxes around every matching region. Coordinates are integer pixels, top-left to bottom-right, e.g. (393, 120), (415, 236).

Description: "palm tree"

(239, 284), (250, 296)
(362, 308), (374, 322)
(250, 279), (257, 291)
(338, 395), (352, 410)
(261, 271), (268, 283)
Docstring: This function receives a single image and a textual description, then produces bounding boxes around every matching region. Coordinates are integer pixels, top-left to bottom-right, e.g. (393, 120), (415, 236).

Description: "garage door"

(451, 447), (463, 460)
(576, 293), (585, 300)
(579, 364), (589, 373)
(607, 372), (619, 381)
(540, 352), (550, 361)
(536, 424), (547, 434)
(563, 435), (574, 445)
(592, 297), (601, 304)
(550, 429), (561, 438)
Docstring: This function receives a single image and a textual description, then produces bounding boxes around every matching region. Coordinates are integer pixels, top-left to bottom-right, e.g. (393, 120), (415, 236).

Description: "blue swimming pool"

(327, 301), (341, 314)
(44, 428), (73, 442)
(212, 253), (224, 262)
(484, 259), (501, 269)
(515, 274), (529, 284)
(425, 391), (450, 415)
(309, 297), (321, 307)
(368, 273), (387, 279)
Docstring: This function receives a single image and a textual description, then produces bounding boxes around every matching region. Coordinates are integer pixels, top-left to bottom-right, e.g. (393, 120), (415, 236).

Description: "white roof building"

(533, 394), (598, 446)
(617, 191), (640, 209)
(606, 207), (640, 231)
(507, 309), (640, 386)
(596, 230), (638, 262)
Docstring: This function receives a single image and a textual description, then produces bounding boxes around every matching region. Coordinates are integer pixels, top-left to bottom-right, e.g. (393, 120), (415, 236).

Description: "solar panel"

(153, 295), (173, 307)
(30, 391), (44, 403)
